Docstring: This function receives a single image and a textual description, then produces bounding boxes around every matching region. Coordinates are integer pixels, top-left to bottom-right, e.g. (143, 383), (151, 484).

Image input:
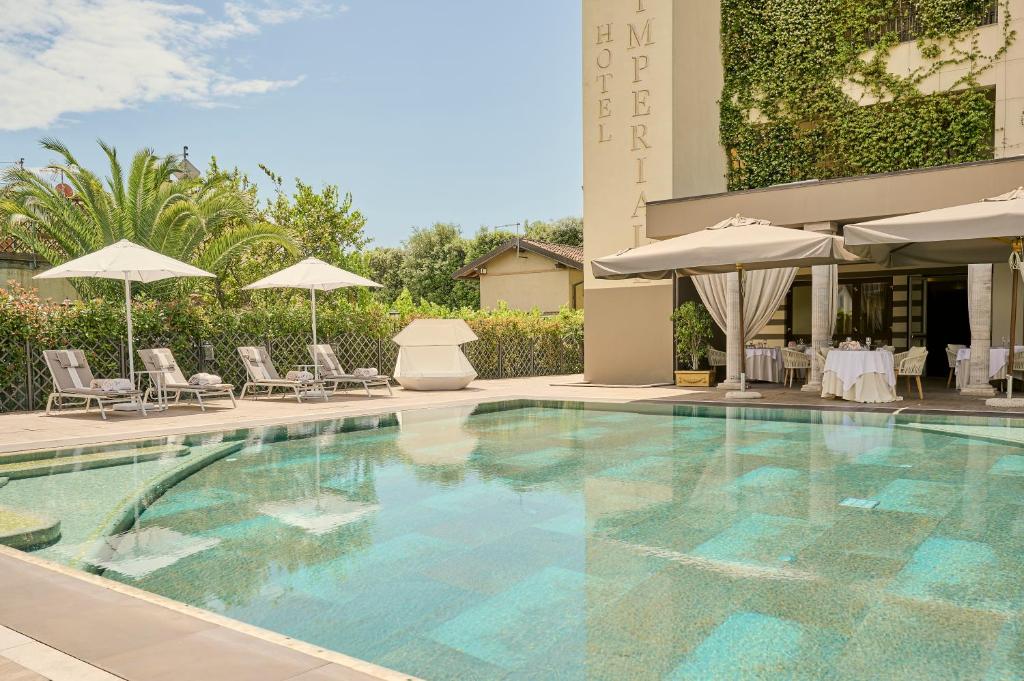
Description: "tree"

(524, 216), (583, 247)
(399, 223), (477, 309)
(260, 165), (370, 267)
(465, 225), (518, 262)
(221, 166), (373, 305)
(365, 247), (406, 306)
(0, 138), (296, 299)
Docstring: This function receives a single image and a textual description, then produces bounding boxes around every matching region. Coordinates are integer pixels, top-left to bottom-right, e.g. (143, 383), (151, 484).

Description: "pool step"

(0, 505), (60, 549)
(0, 445), (190, 480)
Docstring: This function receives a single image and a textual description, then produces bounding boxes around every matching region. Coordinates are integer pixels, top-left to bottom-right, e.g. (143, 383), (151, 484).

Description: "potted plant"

(671, 301), (715, 387)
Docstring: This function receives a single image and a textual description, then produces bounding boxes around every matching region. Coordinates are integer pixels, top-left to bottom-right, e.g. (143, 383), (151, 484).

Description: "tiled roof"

(520, 240), (583, 266)
(452, 238), (584, 279)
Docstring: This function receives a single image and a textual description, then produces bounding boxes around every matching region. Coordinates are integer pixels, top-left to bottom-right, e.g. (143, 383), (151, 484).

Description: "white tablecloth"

(954, 346), (1024, 389)
(821, 350), (897, 403)
(745, 347), (782, 383)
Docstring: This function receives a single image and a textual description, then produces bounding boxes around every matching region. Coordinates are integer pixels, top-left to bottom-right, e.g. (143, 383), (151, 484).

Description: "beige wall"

(583, 0), (727, 384)
(477, 249), (578, 313)
(0, 259), (78, 302)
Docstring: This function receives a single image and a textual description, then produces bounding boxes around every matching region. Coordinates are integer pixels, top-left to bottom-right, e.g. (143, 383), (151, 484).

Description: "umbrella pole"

(311, 287), (318, 379)
(124, 276), (137, 406)
(1008, 240), (1022, 399)
(737, 265), (747, 390)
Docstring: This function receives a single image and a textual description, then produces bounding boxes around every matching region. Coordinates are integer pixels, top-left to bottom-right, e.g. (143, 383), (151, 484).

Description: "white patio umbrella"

(242, 257), (382, 376)
(35, 240), (214, 405)
(592, 216), (861, 392)
(844, 187), (1024, 399)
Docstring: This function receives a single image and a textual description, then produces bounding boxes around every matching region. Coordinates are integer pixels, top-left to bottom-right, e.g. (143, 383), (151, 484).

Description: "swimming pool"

(4, 400), (1024, 680)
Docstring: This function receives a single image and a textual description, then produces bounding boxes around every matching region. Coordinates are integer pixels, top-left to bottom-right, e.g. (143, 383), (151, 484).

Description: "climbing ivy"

(720, 0), (1016, 190)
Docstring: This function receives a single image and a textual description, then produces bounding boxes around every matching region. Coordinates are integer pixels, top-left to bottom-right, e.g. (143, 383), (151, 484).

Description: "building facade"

(583, 0), (1024, 385)
(454, 239), (584, 314)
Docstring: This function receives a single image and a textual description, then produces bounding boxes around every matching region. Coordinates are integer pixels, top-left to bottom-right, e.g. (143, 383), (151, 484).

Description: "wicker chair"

(814, 346), (832, 375)
(894, 346), (929, 400)
(1009, 349), (1024, 390)
(781, 348), (811, 388)
(707, 347), (727, 378)
(945, 344), (966, 388)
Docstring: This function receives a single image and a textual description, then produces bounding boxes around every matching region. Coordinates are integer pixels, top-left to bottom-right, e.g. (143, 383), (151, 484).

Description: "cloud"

(0, 0), (344, 131)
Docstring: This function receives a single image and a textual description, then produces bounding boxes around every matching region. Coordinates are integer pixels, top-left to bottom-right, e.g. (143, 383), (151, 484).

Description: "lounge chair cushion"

(353, 368), (379, 378)
(309, 344), (344, 374)
(60, 387), (138, 397)
(44, 350), (96, 392)
(239, 346), (281, 381)
(55, 350), (85, 368)
(188, 373), (223, 386)
(286, 370), (315, 382)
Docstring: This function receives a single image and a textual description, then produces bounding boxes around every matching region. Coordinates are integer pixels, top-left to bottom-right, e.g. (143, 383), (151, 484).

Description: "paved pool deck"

(0, 374), (1021, 681)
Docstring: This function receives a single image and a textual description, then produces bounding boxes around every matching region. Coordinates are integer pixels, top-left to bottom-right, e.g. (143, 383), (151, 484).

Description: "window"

(787, 278), (893, 344)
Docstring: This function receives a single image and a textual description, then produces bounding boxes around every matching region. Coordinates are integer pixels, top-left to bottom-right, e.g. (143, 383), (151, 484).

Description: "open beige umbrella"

(243, 257), (382, 376)
(592, 216), (860, 392)
(592, 215), (860, 278)
(35, 240), (214, 405)
(844, 187), (1024, 399)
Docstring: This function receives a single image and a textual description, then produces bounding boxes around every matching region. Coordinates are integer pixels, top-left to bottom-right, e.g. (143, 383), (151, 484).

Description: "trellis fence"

(0, 328), (583, 413)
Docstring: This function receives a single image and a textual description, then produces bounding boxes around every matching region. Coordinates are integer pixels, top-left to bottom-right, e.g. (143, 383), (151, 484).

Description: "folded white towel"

(353, 368), (378, 378)
(90, 378), (133, 392)
(188, 373), (223, 386)
(286, 370), (315, 382)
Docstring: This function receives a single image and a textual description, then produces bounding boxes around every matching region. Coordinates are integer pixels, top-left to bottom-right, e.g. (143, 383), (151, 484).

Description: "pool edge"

(0, 543), (423, 681)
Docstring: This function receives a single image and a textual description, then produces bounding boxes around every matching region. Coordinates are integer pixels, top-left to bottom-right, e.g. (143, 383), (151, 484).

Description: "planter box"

(674, 370), (715, 388)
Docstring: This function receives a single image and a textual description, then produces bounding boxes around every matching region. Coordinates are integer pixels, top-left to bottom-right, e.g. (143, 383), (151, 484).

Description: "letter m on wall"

(628, 19), (654, 49)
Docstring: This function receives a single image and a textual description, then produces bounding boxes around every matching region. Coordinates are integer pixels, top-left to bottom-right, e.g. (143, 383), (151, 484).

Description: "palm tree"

(0, 138), (297, 298)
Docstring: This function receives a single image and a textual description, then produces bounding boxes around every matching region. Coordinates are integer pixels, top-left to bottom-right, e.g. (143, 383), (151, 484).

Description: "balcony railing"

(866, 0), (999, 44)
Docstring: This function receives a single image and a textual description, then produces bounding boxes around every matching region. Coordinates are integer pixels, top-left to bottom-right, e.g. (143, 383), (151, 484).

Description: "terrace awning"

(843, 187), (1024, 268)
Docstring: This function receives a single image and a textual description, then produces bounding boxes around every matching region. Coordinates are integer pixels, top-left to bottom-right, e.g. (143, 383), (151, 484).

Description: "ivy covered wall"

(720, 0), (1016, 191)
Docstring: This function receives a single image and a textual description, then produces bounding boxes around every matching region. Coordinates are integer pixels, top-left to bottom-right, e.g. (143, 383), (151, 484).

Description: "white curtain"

(694, 268), (798, 342)
(692, 274), (729, 333)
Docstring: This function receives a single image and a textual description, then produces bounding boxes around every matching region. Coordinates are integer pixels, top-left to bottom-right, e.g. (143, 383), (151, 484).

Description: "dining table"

(954, 346), (1024, 389)
(821, 349), (898, 403)
(744, 347), (783, 383)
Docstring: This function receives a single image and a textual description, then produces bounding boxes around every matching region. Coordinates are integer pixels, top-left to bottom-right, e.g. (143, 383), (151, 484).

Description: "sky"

(0, 0), (583, 246)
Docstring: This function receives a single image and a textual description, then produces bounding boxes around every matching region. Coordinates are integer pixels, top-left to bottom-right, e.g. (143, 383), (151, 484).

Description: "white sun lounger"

(308, 344), (393, 397)
(42, 349), (146, 420)
(138, 348), (236, 411)
(238, 346), (327, 402)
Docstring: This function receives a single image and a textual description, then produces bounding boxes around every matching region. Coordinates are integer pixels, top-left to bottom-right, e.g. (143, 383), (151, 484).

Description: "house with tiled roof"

(453, 238), (584, 314)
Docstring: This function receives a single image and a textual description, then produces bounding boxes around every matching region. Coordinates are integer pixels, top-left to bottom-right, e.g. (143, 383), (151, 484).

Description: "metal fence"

(0, 329), (583, 413)
(864, 0), (999, 44)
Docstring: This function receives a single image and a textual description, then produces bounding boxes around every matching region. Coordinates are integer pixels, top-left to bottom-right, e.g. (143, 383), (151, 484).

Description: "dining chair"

(781, 348), (811, 388)
(895, 347), (928, 400)
(945, 344), (966, 388)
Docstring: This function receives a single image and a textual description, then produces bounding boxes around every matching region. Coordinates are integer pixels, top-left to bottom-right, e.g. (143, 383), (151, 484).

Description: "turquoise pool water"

(6, 401), (1024, 680)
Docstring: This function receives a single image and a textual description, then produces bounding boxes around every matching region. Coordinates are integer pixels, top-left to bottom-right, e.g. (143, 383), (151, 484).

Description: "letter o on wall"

(597, 48), (612, 70)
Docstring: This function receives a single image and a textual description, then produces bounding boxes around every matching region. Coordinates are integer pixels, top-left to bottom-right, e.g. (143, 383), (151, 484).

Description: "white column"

(719, 271), (743, 390)
(801, 222), (837, 394)
(963, 264), (997, 396)
(802, 265), (831, 392)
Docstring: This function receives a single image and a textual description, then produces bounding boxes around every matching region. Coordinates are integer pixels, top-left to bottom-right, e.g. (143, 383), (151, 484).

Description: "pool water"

(6, 401), (1024, 680)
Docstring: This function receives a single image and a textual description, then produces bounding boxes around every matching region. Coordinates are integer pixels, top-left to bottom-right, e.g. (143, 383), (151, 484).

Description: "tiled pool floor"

(5, 401), (1024, 680)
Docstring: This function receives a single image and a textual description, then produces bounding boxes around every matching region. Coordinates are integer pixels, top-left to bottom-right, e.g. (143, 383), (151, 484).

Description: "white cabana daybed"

(392, 319), (478, 391)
